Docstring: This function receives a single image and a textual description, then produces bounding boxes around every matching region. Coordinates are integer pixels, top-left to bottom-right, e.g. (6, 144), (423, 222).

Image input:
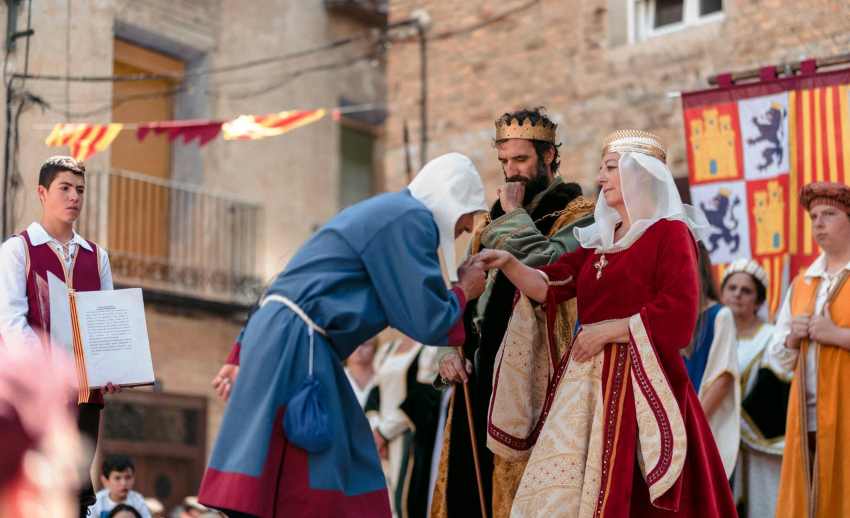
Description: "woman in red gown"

(476, 130), (736, 517)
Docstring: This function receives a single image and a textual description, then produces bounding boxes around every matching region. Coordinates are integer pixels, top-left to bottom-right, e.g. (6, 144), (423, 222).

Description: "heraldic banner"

(682, 61), (850, 317)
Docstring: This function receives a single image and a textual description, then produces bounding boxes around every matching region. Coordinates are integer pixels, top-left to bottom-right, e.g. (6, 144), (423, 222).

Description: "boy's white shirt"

(0, 222), (112, 350)
(88, 488), (151, 518)
(767, 253), (850, 432)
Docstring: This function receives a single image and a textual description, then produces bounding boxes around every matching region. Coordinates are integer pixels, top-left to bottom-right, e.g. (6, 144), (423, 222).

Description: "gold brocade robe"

(430, 196), (592, 518)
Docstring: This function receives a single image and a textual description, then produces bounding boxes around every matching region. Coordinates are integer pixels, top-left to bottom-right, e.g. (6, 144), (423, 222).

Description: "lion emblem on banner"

(701, 188), (742, 254)
(746, 102), (787, 172)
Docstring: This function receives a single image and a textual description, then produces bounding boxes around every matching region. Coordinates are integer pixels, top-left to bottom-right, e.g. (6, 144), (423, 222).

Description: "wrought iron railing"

(78, 169), (264, 306)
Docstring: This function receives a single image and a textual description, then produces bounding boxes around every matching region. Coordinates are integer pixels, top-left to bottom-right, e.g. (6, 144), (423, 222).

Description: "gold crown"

(495, 116), (557, 143)
(601, 129), (667, 163)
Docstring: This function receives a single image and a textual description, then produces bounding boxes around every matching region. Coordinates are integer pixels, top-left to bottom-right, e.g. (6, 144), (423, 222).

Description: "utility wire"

(11, 33), (372, 83)
(392, 0), (541, 42)
(9, 0), (539, 84)
(39, 49), (379, 118)
(224, 51), (380, 101)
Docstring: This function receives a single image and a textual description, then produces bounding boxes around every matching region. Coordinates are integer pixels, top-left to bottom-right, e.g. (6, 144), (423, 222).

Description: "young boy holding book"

(0, 156), (120, 518)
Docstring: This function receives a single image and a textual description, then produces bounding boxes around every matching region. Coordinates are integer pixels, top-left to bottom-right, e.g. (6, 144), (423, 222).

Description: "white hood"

(408, 153), (487, 282)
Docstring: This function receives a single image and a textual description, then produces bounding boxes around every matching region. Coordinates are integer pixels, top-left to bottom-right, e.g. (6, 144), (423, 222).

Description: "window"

(339, 124), (375, 209)
(653, 0), (684, 28)
(632, 0), (723, 41)
(110, 39), (185, 262)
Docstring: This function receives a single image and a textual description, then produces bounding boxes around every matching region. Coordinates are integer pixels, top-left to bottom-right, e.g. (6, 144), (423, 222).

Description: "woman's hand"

(474, 249), (549, 302)
(212, 364), (239, 400)
(474, 249), (514, 271)
(571, 319), (630, 363)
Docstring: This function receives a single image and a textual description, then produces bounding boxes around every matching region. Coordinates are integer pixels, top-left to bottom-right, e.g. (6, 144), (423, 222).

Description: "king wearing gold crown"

(432, 107), (594, 518)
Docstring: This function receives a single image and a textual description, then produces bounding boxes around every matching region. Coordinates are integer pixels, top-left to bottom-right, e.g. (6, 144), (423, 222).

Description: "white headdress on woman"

(575, 130), (710, 252)
(722, 258), (769, 291)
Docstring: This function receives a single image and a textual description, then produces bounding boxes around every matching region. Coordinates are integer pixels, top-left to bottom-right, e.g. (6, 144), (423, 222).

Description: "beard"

(505, 160), (552, 207)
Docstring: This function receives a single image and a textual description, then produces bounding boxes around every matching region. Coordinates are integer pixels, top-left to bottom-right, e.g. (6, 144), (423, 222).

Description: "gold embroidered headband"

(601, 129), (667, 163)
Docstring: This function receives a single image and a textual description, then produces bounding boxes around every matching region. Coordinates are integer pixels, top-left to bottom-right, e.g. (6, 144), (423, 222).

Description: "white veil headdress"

(575, 130), (710, 252)
(408, 152), (488, 282)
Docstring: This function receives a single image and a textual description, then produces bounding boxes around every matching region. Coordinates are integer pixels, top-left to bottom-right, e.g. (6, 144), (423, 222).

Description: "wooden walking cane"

(457, 350), (489, 518)
(459, 218), (489, 518)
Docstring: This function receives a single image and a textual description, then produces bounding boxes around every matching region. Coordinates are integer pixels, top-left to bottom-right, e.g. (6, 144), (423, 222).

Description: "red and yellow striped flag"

(788, 84), (850, 266)
(45, 123), (124, 161)
(222, 109), (326, 141)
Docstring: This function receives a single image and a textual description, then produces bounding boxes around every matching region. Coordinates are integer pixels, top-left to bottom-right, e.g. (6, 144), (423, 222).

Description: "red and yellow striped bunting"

(222, 109), (326, 141)
(45, 123), (124, 161)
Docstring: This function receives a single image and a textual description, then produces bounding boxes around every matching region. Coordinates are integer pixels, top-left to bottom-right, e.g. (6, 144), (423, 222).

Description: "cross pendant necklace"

(593, 254), (608, 280)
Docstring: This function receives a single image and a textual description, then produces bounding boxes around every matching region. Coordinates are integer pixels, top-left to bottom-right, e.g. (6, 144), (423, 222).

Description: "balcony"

(324, 0), (388, 26)
(77, 170), (264, 307)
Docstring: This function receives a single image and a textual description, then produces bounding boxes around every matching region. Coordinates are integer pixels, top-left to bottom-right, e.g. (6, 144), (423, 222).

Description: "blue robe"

(683, 303), (723, 393)
(199, 190), (466, 518)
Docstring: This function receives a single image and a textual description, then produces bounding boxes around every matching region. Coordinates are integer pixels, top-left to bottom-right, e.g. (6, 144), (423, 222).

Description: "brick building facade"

(385, 0), (850, 197)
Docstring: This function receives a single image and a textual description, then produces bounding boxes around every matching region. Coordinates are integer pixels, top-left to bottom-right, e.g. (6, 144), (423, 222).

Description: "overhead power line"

(9, 33), (372, 83)
(8, 0), (541, 85)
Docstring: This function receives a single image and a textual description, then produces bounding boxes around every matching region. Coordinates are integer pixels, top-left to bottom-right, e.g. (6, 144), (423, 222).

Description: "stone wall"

(385, 0), (850, 196)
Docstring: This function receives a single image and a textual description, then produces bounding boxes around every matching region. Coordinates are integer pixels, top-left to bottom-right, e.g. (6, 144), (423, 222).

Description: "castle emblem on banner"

(689, 108), (741, 182)
(752, 179), (786, 255)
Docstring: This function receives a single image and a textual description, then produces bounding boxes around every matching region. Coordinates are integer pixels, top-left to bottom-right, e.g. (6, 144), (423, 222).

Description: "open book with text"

(47, 271), (155, 401)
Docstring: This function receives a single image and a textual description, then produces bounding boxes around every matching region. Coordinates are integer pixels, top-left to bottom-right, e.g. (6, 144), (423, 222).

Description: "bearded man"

(431, 107), (594, 518)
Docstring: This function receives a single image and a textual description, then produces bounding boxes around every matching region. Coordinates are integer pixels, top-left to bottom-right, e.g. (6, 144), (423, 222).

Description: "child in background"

(89, 455), (151, 518)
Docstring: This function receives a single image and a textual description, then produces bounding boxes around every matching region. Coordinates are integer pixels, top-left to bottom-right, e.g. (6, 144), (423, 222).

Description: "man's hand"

(457, 256), (483, 278)
(456, 260), (486, 301)
(786, 315), (810, 349)
(809, 305), (842, 345)
(373, 428), (389, 460)
(438, 350), (472, 384)
(497, 181), (526, 213)
(212, 364), (239, 401)
(103, 382), (122, 394)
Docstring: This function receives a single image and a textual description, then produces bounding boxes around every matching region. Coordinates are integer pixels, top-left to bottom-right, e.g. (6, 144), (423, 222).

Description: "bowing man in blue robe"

(199, 153), (488, 518)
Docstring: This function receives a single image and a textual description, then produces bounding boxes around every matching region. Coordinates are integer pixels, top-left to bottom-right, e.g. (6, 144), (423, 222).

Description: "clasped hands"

(454, 256), (486, 302)
(453, 250), (521, 317)
(787, 304), (843, 349)
(440, 250), (627, 385)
